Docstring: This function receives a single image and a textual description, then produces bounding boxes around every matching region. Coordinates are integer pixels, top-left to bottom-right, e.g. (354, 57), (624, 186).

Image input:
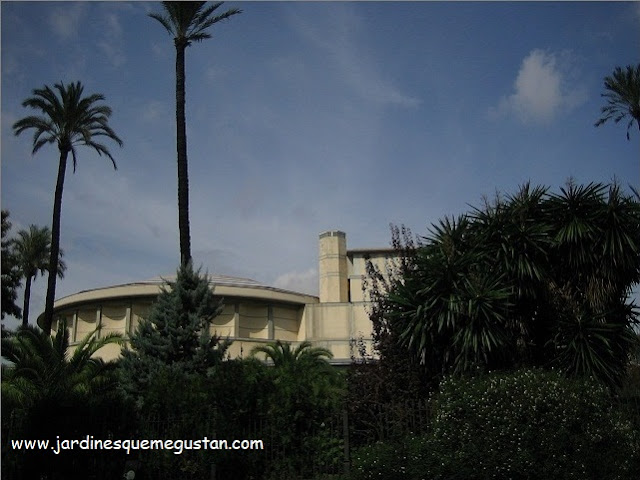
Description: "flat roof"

(38, 274), (320, 327)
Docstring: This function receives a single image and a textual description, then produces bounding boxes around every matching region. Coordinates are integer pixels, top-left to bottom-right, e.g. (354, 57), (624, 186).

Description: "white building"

(39, 231), (397, 364)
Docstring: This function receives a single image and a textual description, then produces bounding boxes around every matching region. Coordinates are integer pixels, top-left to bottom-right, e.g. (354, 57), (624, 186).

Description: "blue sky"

(2, 1), (639, 329)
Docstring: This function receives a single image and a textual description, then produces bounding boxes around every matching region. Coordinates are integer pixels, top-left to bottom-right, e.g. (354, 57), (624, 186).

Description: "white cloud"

(287, 5), (421, 109)
(98, 13), (125, 67)
(151, 42), (167, 58)
(49, 3), (86, 39)
(98, 41), (126, 68)
(205, 66), (229, 82)
(141, 100), (168, 122)
(273, 268), (318, 296)
(490, 49), (587, 124)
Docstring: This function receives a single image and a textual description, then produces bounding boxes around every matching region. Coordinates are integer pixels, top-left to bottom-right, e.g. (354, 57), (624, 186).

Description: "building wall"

(347, 250), (396, 303)
(49, 231), (399, 364)
(318, 230), (349, 303)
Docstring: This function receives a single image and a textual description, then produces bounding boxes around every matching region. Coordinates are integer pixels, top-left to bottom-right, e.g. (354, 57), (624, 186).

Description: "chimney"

(318, 230), (348, 303)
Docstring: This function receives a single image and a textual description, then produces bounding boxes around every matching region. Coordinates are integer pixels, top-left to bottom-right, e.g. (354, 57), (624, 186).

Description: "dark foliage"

(595, 63), (640, 140)
(119, 263), (229, 406)
(373, 182), (640, 388)
(1, 210), (22, 321)
(1, 321), (132, 480)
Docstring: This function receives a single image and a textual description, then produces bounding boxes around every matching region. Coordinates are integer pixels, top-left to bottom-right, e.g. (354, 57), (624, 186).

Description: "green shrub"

(349, 369), (640, 480)
(415, 369), (640, 480)
(350, 439), (410, 480)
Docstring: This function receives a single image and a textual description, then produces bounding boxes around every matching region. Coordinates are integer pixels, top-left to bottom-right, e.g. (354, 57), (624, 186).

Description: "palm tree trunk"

(43, 150), (67, 335)
(22, 275), (32, 327)
(176, 42), (192, 267)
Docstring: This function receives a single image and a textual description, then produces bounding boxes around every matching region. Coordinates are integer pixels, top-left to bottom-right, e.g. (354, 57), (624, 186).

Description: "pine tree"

(119, 263), (230, 405)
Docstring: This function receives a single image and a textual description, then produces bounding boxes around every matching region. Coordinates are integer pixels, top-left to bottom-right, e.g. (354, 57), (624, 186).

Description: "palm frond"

(1, 319), (122, 410)
(150, 1), (241, 44)
(595, 64), (640, 140)
(14, 81), (122, 169)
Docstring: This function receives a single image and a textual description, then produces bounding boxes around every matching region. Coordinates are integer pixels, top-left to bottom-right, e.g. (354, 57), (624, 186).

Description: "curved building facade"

(39, 231), (398, 364)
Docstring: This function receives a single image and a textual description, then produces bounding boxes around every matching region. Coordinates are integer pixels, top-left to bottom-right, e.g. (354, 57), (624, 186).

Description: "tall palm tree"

(595, 64), (640, 140)
(14, 225), (66, 327)
(149, 2), (241, 267)
(13, 81), (122, 335)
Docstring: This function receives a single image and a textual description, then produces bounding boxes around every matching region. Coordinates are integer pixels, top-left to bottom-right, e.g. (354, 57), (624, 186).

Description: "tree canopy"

(119, 263), (230, 406)
(13, 225), (65, 326)
(1, 210), (22, 322)
(373, 181), (640, 388)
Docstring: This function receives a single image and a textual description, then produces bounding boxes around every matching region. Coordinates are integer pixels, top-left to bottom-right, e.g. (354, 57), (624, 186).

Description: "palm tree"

(251, 340), (341, 403)
(1, 319), (123, 411)
(595, 64), (640, 140)
(14, 225), (66, 327)
(149, 2), (241, 267)
(13, 81), (122, 335)
(251, 340), (343, 475)
(2, 320), (123, 478)
(252, 340), (333, 368)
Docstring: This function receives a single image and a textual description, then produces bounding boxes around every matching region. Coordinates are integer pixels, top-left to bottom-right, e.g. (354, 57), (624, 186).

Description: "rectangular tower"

(318, 230), (349, 303)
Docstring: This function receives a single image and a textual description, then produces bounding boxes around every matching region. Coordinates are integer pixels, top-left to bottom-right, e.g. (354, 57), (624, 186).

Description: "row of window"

(54, 299), (303, 344)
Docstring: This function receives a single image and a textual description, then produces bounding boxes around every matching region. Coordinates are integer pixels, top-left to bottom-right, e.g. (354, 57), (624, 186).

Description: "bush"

(349, 369), (640, 480)
(417, 369), (640, 480)
(350, 439), (409, 480)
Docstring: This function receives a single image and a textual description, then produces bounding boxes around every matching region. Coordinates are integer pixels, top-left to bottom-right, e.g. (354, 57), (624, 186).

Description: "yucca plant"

(382, 181), (640, 387)
(392, 215), (518, 375)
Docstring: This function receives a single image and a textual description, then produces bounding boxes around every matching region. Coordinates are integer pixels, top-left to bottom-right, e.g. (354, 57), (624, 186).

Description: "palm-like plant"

(384, 181), (639, 387)
(2, 320), (124, 478)
(14, 225), (66, 327)
(149, 2), (241, 266)
(595, 64), (640, 140)
(542, 182), (640, 387)
(251, 340), (343, 473)
(1, 319), (122, 410)
(545, 181), (640, 308)
(252, 340), (332, 367)
(251, 340), (341, 401)
(548, 287), (638, 387)
(13, 81), (122, 335)
(392, 216), (517, 374)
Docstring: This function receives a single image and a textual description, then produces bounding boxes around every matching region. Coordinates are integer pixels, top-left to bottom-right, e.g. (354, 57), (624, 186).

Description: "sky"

(1, 1), (639, 330)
